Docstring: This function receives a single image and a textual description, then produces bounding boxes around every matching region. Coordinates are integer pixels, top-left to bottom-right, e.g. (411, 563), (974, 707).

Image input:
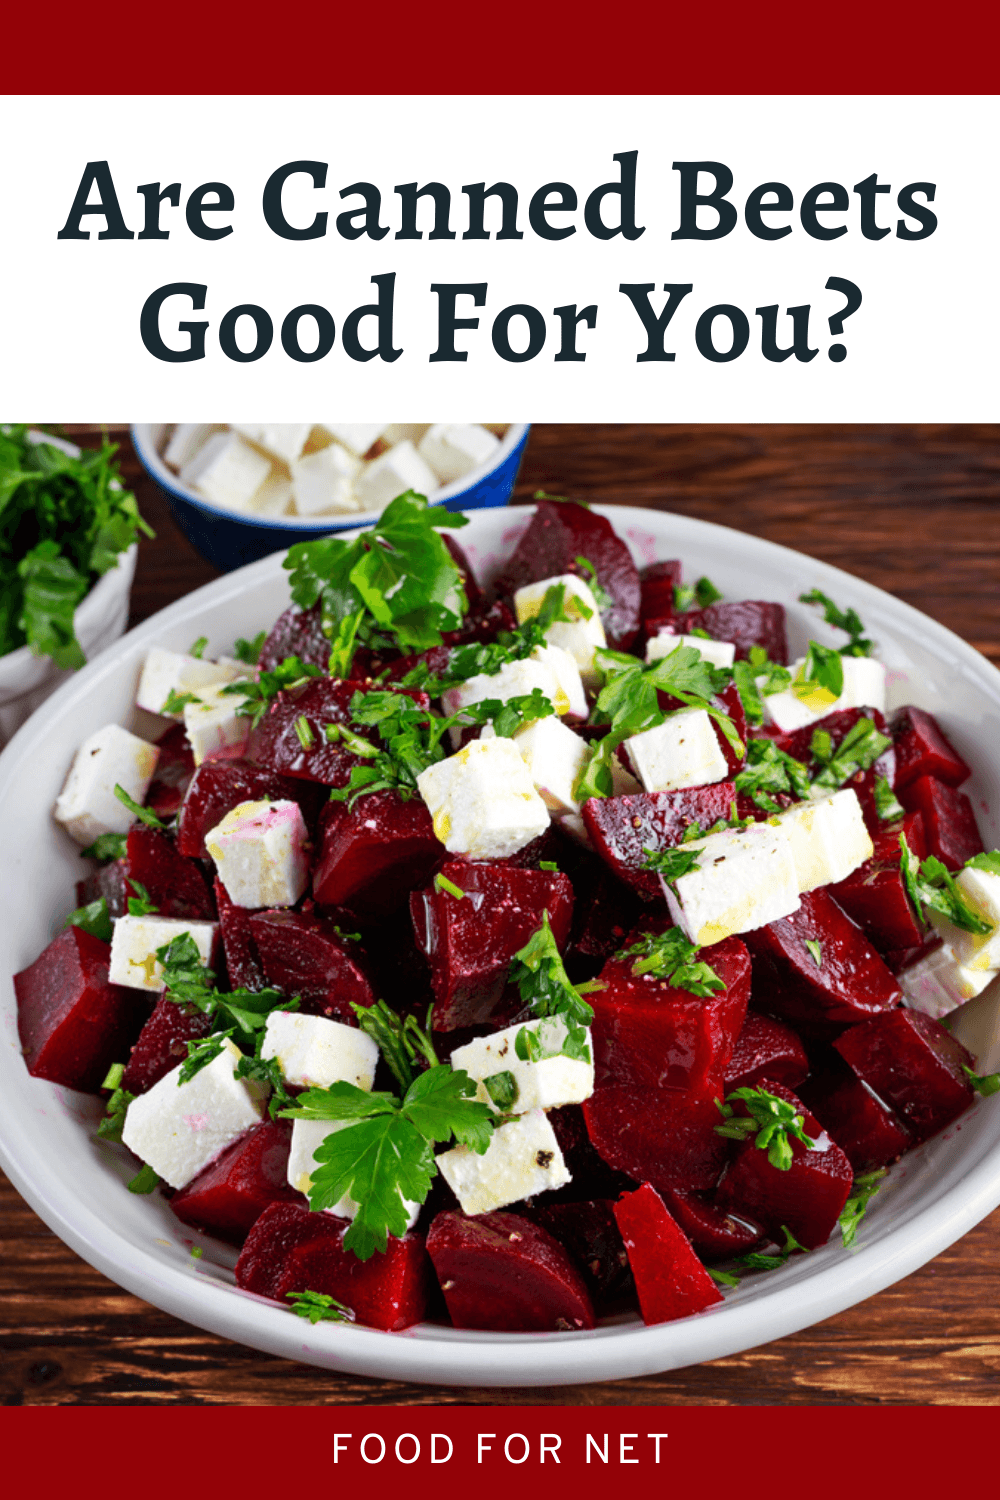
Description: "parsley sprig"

(155, 932), (299, 1061)
(963, 1066), (1000, 1097)
(80, 831), (128, 862)
(736, 1224), (809, 1271)
(642, 844), (704, 888)
(674, 576), (723, 612)
(731, 646), (792, 726)
(838, 1168), (887, 1247)
(733, 737), (811, 812)
(286, 1289), (355, 1325)
(899, 835), (992, 935)
(509, 913), (594, 1065)
(715, 1085), (816, 1171)
(113, 784), (166, 830)
(233, 630), (266, 665)
(221, 655), (323, 730)
(402, 582), (575, 694)
(809, 716), (891, 794)
(63, 895), (113, 943)
(615, 925), (725, 997)
(799, 589), (874, 657)
(352, 999), (438, 1093)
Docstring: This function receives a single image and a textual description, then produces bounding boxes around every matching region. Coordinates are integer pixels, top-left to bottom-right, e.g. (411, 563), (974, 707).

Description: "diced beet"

(591, 923), (750, 1093)
(76, 858), (128, 919)
(583, 1083), (730, 1193)
(521, 1199), (634, 1309)
(313, 790), (445, 918)
(177, 758), (320, 860)
(371, 601), (518, 685)
(676, 601), (789, 666)
(248, 909), (376, 1022)
(898, 775), (984, 871)
(891, 706), (970, 790)
(235, 1201), (431, 1331)
(258, 602), (332, 674)
(744, 888), (901, 1039)
(497, 827), (563, 869)
(171, 1120), (301, 1244)
(492, 500), (642, 650)
(799, 1059), (911, 1173)
(582, 782), (737, 899)
(614, 1183), (723, 1324)
(661, 1188), (763, 1258)
(834, 1008), (975, 1144)
(547, 1104), (638, 1201)
(829, 867), (924, 954)
(410, 861), (574, 1030)
(870, 810), (927, 864)
(426, 1209), (596, 1332)
(123, 826), (216, 921)
(248, 679), (430, 787)
(121, 995), (214, 1094)
(563, 862), (645, 982)
(725, 1012), (809, 1092)
(714, 1082), (854, 1249)
(775, 707), (895, 828)
(215, 878), (267, 990)
(14, 928), (149, 1093)
(640, 560), (681, 626)
(145, 723), (196, 820)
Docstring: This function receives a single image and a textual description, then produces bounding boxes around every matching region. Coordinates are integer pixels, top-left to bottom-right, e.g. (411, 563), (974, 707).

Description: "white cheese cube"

(163, 423), (223, 470)
(949, 978), (1000, 1075)
(290, 443), (362, 517)
(514, 573), (607, 681)
(928, 864), (1000, 971)
(261, 1011), (379, 1090)
(205, 799), (310, 909)
(416, 737), (550, 861)
(841, 655), (887, 713)
(436, 1109), (571, 1215)
(180, 431), (271, 513)
(54, 724), (160, 846)
(109, 914), (217, 992)
(230, 423), (312, 466)
(899, 940), (993, 1020)
(249, 473), (293, 517)
(625, 708), (729, 794)
(317, 423), (388, 458)
(666, 822), (801, 947)
(382, 423), (430, 446)
(646, 631), (736, 670)
(441, 656), (558, 740)
(354, 440), (440, 512)
(136, 647), (247, 718)
(531, 645), (588, 720)
(451, 1017), (594, 1115)
(513, 716), (592, 815)
(776, 789), (873, 893)
(418, 423), (500, 483)
(183, 683), (250, 766)
(287, 1118), (420, 1228)
(121, 1039), (266, 1190)
(761, 654), (888, 733)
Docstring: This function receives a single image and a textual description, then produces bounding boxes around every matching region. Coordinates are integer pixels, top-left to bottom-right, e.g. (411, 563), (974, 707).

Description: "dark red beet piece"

(258, 602), (332, 673)
(714, 1082), (854, 1249)
(121, 995), (214, 1094)
(582, 782), (736, 900)
(171, 1120), (301, 1244)
(661, 1188), (763, 1258)
(614, 1183), (724, 1324)
(235, 1201), (431, 1331)
(523, 1199), (634, 1309)
(898, 775), (984, 871)
(834, 1008), (975, 1144)
(799, 1058), (911, 1173)
(371, 601), (518, 685)
(124, 826), (216, 921)
(744, 888), (901, 1039)
(583, 1083), (730, 1193)
(775, 707), (895, 828)
(248, 909), (376, 1022)
(410, 861), (574, 1030)
(827, 811), (927, 954)
(14, 928), (149, 1093)
(214, 879), (267, 990)
(891, 706), (970, 790)
(146, 723), (196, 819)
(248, 679), (430, 787)
(547, 1104), (638, 1202)
(313, 790), (444, 919)
(563, 861), (644, 982)
(76, 858), (128, 919)
(640, 560), (681, 627)
(177, 758), (320, 860)
(676, 601), (789, 666)
(425, 1210), (596, 1332)
(591, 922), (750, 1093)
(724, 1012), (809, 1092)
(492, 500), (642, 650)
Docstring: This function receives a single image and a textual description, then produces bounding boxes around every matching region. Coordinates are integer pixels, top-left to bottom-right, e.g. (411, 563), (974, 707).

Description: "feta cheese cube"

(513, 573), (607, 681)
(382, 423), (430, 446)
(121, 1038), (266, 1190)
(230, 423), (312, 465)
(136, 647), (247, 718)
(261, 1011), (379, 1090)
(286, 1118), (421, 1228)
(441, 654), (562, 740)
(316, 423), (388, 458)
(450, 1017), (594, 1114)
(54, 724), (160, 846)
(928, 864), (1000, 971)
(183, 683), (250, 766)
(513, 716), (592, 815)
(625, 708), (729, 794)
(163, 423), (223, 470)
(899, 940), (993, 1020)
(418, 422), (500, 483)
(436, 1109), (571, 1215)
(841, 655), (887, 713)
(290, 443), (362, 517)
(666, 822), (801, 946)
(646, 631), (736, 670)
(249, 473), (293, 517)
(180, 431), (271, 513)
(354, 440), (440, 512)
(109, 914), (217, 992)
(761, 655), (888, 733)
(949, 978), (1000, 1075)
(531, 644), (588, 720)
(205, 799), (310, 909)
(776, 789), (873, 893)
(416, 737), (550, 861)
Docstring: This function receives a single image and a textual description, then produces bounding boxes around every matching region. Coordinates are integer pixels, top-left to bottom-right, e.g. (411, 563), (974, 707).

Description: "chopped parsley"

(96, 1063), (135, 1143)
(731, 647), (792, 726)
(736, 1224), (809, 1271)
(707, 1267), (741, 1288)
(221, 655), (323, 730)
(838, 1168), (887, 1247)
(113, 784), (165, 830)
(233, 630), (266, 665)
(434, 872), (466, 900)
(539, 860), (560, 873)
(799, 589), (874, 657)
(510, 912), (595, 1038)
(234, 1052), (296, 1119)
(80, 831), (128, 862)
(642, 844), (703, 887)
(482, 1070), (519, 1111)
(126, 878), (158, 917)
(963, 1066), (1000, 1097)
(160, 687), (199, 715)
(614, 925), (725, 997)
(188, 636), (208, 659)
(899, 835), (992, 935)
(674, 576), (723, 612)
(155, 932), (296, 1051)
(715, 1085), (816, 1171)
(809, 715), (891, 794)
(873, 773), (905, 821)
(967, 851), (1000, 878)
(177, 1031), (233, 1085)
(127, 1163), (161, 1195)
(286, 1289), (355, 1325)
(351, 999), (439, 1094)
(294, 714), (315, 749)
(733, 737), (810, 813)
(62, 896), (113, 942)
(574, 556), (614, 614)
(791, 641), (844, 706)
(404, 582), (574, 694)
(804, 939), (823, 968)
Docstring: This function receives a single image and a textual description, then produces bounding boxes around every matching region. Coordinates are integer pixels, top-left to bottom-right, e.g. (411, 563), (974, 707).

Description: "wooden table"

(3, 423), (1000, 1406)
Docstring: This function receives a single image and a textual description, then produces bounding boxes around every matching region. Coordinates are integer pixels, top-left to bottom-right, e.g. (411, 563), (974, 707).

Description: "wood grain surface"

(3, 423), (999, 1407)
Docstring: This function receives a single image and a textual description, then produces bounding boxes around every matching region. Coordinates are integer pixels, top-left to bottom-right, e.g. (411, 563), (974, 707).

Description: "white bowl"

(2, 504), (999, 1388)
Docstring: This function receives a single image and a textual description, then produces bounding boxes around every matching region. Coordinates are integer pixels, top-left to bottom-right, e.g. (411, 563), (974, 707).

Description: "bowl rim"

(3, 501), (1000, 1387)
(131, 422), (530, 533)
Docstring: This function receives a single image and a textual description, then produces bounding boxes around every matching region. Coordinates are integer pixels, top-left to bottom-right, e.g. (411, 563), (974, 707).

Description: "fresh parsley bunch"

(614, 925), (725, 997)
(899, 836), (993, 935)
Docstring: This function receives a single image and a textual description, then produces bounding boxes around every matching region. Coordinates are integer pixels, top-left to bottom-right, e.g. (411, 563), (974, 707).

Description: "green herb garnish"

(127, 1163), (161, 1195)
(809, 715), (891, 794)
(113, 783), (165, 831)
(642, 844), (703, 887)
(804, 939), (823, 968)
(155, 932), (296, 1052)
(80, 831), (128, 862)
(838, 1168), (887, 1247)
(899, 835), (992, 935)
(188, 636), (208, 659)
(791, 640), (845, 704)
(483, 1071), (519, 1110)
(294, 714), (315, 750)
(707, 1267), (741, 1287)
(160, 688), (199, 715)
(351, 999), (438, 1094)
(614, 925), (725, 997)
(873, 774), (905, 821)
(966, 852), (1000, 877)
(96, 1062), (135, 1144)
(715, 1085), (816, 1171)
(736, 1224), (809, 1271)
(233, 630), (267, 666)
(574, 556), (614, 614)
(286, 1289), (355, 1325)
(733, 737), (811, 813)
(674, 576), (723, 612)
(220, 655), (324, 731)
(126, 878), (158, 917)
(963, 1066), (1000, 1097)
(434, 872), (466, 900)
(63, 896), (113, 942)
(799, 589), (873, 657)
(177, 1031), (234, 1085)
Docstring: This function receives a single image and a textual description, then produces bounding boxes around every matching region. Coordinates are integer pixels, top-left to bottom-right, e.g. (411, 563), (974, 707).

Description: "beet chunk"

(563, 861), (644, 982)
(314, 790), (444, 918)
(640, 560), (681, 629)
(582, 782), (736, 900)
(522, 1199), (634, 1309)
(178, 758), (319, 860)
(547, 1104), (637, 1202)
(829, 815), (927, 955)
(744, 888), (901, 1039)
(661, 1188), (763, 1258)
(714, 1082), (854, 1249)
(898, 775), (984, 871)
(248, 909), (375, 1021)
(799, 1059), (911, 1173)
(368, 601), (518, 684)
(583, 1083), (730, 1193)
(591, 923), (750, 1093)
(774, 707), (895, 828)
(725, 1012), (809, 1093)
(76, 858), (128, 919)
(492, 500), (642, 650)
(171, 1120), (300, 1244)
(146, 723), (196, 819)
(426, 1209), (596, 1332)
(235, 1202), (431, 1331)
(121, 995), (214, 1094)
(676, 601), (789, 666)
(614, 1183), (723, 1324)
(215, 878), (267, 990)
(891, 706), (970, 790)
(834, 1008), (975, 1144)
(14, 928), (149, 1093)
(410, 861), (574, 1031)
(124, 826), (216, 921)
(248, 679), (429, 787)
(258, 602), (332, 674)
